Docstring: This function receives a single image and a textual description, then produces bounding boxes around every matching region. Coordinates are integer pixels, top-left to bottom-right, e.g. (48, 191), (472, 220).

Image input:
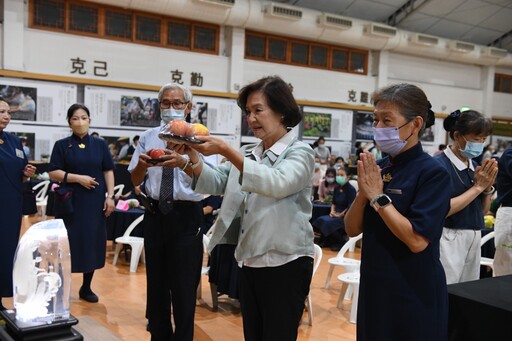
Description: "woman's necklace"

(449, 160), (473, 188)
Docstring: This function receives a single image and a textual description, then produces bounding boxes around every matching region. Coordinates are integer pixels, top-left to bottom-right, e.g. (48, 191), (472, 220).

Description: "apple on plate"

(188, 123), (209, 137)
(148, 148), (168, 160)
(168, 119), (190, 136)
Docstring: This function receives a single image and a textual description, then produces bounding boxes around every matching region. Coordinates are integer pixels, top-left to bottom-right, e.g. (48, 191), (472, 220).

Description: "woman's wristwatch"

(482, 186), (496, 196)
(370, 194), (392, 211)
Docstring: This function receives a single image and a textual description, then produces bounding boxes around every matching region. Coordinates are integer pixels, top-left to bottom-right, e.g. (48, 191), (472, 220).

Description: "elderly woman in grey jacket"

(173, 76), (315, 341)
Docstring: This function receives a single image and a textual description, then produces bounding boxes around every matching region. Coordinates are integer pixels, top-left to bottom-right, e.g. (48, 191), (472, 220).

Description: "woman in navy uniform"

(313, 167), (356, 250)
(0, 99), (36, 310)
(49, 104), (115, 303)
(435, 109), (497, 284)
(345, 84), (451, 341)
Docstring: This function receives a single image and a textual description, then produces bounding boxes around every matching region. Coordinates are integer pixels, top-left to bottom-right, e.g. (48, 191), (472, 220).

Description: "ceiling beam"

(386, 0), (431, 26)
(488, 30), (512, 49)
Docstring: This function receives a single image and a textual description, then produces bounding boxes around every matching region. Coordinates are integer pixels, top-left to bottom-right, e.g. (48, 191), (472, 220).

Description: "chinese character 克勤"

(348, 90), (357, 102)
(360, 91), (369, 104)
(190, 72), (204, 87)
(171, 69), (184, 84)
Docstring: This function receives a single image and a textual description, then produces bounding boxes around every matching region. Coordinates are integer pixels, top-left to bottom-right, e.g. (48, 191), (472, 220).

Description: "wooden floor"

(2, 216), (358, 341)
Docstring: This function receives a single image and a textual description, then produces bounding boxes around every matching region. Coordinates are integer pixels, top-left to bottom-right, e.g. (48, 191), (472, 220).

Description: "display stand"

(0, 310), (83, 341)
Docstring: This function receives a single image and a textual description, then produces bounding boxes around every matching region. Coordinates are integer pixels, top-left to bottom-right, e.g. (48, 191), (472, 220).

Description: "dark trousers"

(239, 256), (313, 341)
(144, 201), (203, 341)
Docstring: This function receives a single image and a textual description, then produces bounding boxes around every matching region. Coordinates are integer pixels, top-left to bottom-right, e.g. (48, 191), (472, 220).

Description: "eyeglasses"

(159, 100), (188, 109)
(463, 135), (487, 143)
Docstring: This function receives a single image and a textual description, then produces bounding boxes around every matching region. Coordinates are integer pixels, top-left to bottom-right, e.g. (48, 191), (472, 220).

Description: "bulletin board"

(303, 106), (353, 141)
(1, 77), (77, 124)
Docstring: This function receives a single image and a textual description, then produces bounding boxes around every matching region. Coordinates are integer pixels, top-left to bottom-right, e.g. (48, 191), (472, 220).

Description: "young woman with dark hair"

(435, 109), (497, 284)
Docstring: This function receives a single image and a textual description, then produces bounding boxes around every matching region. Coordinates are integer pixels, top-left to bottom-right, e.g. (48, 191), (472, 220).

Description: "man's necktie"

(158, 166), (174, 214)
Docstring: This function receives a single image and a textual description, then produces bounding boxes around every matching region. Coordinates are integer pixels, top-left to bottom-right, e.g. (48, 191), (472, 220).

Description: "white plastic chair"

(304, 244), (323, 326)
(112, 184), (125, 198)
(348, 179), (358, 192)
(324, 233), (362, 289)
(337, 272), (360, 324)
(480, 231), (495, 276)
(112, 214), (145, 272)
(33, 180), (50, 221)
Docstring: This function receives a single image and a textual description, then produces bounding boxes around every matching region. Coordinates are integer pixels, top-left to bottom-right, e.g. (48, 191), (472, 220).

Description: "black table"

(106, 207), (144, 241)
(448, 275), (512, 341)
(311, 202), (331, 222)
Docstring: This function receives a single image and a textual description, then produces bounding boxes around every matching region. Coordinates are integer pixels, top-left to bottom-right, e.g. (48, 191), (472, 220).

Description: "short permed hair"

(237, 76), (303, 128)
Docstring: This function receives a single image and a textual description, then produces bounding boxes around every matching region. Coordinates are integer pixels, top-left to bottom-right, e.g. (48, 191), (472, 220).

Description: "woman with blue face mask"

(345, 83), (452, 341)
(435, 109), (497, 284)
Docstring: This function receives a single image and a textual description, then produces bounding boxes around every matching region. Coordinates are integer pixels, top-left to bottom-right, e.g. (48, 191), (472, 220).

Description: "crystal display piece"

(12, 219), (71, 323)
(0, 219), (82, 341)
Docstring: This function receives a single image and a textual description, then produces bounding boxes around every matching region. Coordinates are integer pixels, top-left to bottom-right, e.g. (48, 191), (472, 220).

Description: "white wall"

(24, 29), (230, 92)
(387, 53), (484, 113)
(492, 92), (512, 118)
(244, 60), (377, 105)
(1, 3), (512, 163)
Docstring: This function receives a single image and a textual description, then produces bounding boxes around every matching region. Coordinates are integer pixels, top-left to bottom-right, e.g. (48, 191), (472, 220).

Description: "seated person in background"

(334, 156), (346, 170)
(314, 136), (331, 165)
(327, 154), (337, 167)
(313, 168), (356, 251)
(317, 167), (337, 202)
(311, 158), (324, 201)
(201, 195), (223, 234)
(433, 143), (446, 156)
(127, 135), (140, 160)
(117, 137), (130, 161)
(368, 140), (383, 160)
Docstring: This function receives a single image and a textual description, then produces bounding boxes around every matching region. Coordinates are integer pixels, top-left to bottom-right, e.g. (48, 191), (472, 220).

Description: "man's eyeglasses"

(159, 101), (189, 109)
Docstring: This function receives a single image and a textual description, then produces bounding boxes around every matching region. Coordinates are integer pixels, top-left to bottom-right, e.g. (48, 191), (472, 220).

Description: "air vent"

(264, 3), (303, 20)
(365, 23), (396, 38)
(448, 40), (475, 53)
(482, 47), (508, 59)
(193, 0), (235, 7)
(410, 33), (439, 46)
(318, 14), (352, 30)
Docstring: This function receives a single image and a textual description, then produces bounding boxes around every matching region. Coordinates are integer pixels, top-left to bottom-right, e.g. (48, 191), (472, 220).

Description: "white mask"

(161, 108), (186, 123)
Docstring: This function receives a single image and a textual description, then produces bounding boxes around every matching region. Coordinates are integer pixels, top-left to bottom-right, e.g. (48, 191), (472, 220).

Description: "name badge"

(16, 148), (24, 158)
(386, 188), (402, 195)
